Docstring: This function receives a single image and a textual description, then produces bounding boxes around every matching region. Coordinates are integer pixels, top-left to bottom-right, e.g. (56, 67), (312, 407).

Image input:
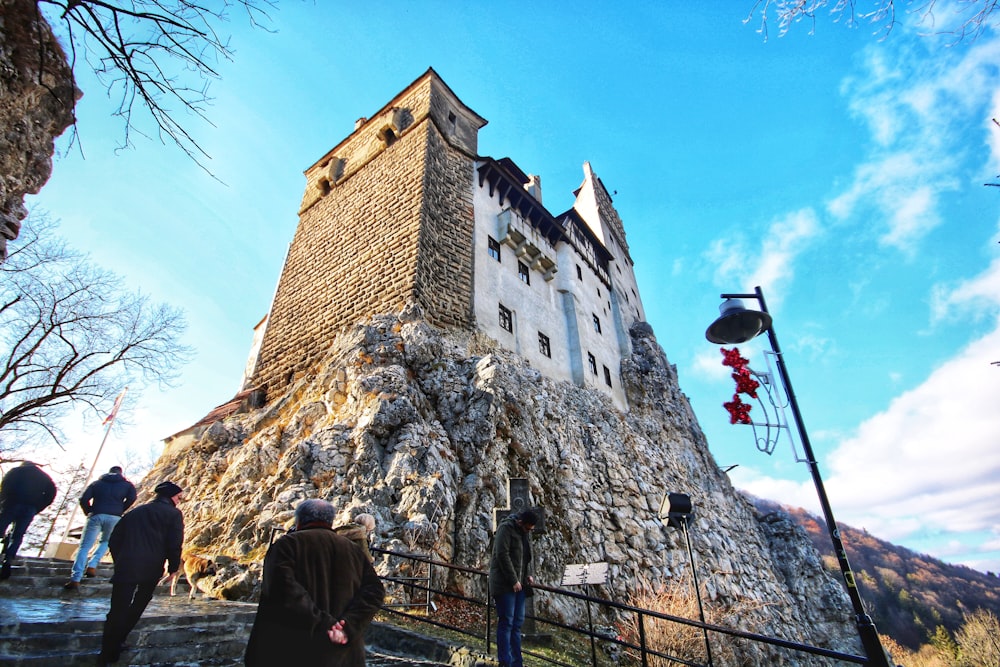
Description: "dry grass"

(619, 576), (763, 667)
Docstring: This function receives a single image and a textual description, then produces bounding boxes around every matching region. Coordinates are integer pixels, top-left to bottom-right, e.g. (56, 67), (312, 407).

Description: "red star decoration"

(723, 394), (753, 425)
(732, 368), (760, 398)
(721, 347), (750, 370)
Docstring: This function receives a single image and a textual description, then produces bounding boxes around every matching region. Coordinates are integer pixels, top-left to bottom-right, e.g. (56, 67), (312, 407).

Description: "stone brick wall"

(250, 71), (482, 396)
(412, 126), (475, 329)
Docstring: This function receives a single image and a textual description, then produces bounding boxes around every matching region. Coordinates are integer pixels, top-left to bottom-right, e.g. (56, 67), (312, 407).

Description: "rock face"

(0, 0), (76, 259)
(145, 310), (861, 665)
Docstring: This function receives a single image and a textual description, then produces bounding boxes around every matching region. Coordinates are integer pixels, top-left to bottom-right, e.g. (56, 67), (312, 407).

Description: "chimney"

(525, 174), (542, 204)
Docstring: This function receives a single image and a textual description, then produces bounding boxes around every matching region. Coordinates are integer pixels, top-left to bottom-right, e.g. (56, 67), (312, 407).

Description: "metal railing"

(372, 546), (871, 667)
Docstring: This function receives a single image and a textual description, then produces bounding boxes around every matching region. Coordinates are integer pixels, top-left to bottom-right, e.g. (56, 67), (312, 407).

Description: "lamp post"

(705, 286), (892, 667)
(659, 492), (713, 667)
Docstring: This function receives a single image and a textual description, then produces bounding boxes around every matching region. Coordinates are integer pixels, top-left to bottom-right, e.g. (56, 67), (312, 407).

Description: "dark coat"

(489, 514), (533, 598)
(108, 496), (183, 584)
(244, 525), (385, 667)
(80, 472), (136, 517)
(0, 462), (56, 513)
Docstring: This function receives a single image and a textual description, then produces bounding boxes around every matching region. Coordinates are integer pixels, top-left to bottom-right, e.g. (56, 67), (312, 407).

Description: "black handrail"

(371, 546), (869, 666)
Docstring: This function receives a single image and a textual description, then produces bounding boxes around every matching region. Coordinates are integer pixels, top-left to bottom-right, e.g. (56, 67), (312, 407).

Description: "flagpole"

(40, 388), (127, 557)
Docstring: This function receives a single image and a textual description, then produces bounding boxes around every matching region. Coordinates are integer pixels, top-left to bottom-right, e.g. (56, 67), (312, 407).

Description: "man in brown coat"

(244, 499), (384, 667)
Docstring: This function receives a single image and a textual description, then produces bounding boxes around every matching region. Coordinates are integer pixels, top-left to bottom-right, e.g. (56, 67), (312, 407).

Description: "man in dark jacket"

(97, 480), (184, 666)
(488, 510), (537, 667)
(245, 498), (385, 667)
(64, 466), (137, 589)
(0, 461), (56, 580)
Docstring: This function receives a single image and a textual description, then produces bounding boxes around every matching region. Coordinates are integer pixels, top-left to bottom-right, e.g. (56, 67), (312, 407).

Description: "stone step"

(0, 557), (194, 598)
(0, 558), (462, 667)
(0, 602), (257, 667)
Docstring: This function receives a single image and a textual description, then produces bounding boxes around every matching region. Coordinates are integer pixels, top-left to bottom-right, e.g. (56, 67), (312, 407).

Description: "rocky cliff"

(144, 307), (863, 665)
(0, 0), (77, 259)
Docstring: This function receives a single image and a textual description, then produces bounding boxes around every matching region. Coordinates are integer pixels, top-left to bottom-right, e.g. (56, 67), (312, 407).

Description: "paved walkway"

(0, 593), (257, 624)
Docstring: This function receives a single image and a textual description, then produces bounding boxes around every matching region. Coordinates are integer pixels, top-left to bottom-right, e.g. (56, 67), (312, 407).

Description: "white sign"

(561, 562), (609, 586)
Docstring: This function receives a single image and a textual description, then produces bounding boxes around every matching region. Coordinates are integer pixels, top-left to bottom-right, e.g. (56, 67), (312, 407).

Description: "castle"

(244, 69), (647, 410)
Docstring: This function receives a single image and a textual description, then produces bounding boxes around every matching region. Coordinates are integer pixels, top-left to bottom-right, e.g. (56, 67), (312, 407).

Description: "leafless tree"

(37, 0), (274, 167)
(745, 0), (998, 41)
(955, 608), (1000, 667)
(0, 215), (191, 453)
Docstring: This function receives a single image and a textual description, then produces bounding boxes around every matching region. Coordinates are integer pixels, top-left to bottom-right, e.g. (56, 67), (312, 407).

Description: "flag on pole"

(102, 388), (127, 426)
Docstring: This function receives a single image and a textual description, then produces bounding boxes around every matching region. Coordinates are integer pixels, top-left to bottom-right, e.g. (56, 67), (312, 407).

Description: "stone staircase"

(0, 557), (483, 667)
(0, 557), (256, 666)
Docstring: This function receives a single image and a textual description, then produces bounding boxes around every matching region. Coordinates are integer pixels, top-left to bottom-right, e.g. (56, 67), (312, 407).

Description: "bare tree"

(0, 215), (191, 453)
(955, 608), (1000, 667)
(745, 0), (998, 41)
(36, 0), (274, 167)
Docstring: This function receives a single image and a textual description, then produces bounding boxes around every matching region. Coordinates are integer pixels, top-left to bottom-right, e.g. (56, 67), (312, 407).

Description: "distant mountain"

(750, 496), (1000, 650)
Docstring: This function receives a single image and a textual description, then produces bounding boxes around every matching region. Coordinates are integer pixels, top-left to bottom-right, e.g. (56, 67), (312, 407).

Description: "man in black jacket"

(98, 480), (184, 666)
(488, 510), (537, 667)
(64, 466), (137, 589)
(0, 461), (56, 580)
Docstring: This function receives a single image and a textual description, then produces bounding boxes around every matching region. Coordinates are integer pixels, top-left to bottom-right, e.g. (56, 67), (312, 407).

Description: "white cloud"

(930, 254), (1000, 324)
(728, 466), (819, 515)
(705, 209), (820, 302)
(989, 90), (1000, 176)
(819, 322), (1000, 558)
(829, 35), (1000, 253)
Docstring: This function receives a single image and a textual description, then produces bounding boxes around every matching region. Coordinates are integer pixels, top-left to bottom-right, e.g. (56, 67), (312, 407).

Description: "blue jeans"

(0, 502), (39, 565)
(71, 513), (119, 581)
(495, 590), (527, 667)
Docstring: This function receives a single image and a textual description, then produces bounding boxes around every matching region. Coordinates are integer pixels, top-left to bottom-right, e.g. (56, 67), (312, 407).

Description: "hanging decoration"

(718, 347), (790, 455)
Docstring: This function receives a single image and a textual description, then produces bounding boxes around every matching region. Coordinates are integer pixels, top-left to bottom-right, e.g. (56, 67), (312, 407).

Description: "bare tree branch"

(36, 0), (276, 172)
(745, 0), (994, 41)
(0, 214), (192, 452)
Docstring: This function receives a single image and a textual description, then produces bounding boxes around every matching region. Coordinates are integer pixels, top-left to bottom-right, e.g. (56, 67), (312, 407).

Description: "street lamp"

(658, 492), (713, 667)
(706, 286), (892, 667)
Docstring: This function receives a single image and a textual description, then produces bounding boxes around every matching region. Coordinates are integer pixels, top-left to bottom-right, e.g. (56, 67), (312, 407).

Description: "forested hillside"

(751, 496), (1000, 650)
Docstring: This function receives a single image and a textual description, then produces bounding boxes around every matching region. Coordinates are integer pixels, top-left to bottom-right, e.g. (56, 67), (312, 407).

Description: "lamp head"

(658, 492), (693, 529)
(705, 298), (772, 344)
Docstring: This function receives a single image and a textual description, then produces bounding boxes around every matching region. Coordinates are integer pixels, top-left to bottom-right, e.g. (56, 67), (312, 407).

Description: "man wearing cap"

(97, 480), (184, 666)
(0, 461), (56, 580)
(64, 466), (137, 590)
(489, 509), (538, 667)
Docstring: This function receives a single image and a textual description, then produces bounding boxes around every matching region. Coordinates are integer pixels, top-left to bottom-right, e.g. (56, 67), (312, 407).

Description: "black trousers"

(100, 580), (157, 658)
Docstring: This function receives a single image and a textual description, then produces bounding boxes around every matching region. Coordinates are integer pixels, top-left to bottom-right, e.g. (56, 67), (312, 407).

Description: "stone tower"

(249, 69), (487, 395)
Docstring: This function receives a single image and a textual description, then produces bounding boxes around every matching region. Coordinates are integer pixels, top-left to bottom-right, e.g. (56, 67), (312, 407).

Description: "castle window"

(593, 314), (602, 334)
(603, 365), (613, 387)
(576, 265), (583, 280)
(518, 261), (530, 285)
(488, 236), (501, 262)
(587, 353), (597, 375)
(499, 304), (513, 333)
(538, 332), (551, 358)
(448, 111), (457, 131)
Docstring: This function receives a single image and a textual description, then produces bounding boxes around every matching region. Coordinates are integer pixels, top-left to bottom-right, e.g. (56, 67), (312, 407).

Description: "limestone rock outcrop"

(146, 311), (860, 664)
(0, 0), (77, 259)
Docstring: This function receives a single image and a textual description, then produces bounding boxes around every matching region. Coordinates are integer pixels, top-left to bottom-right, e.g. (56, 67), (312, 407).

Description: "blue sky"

(26, 3), (1000, 573)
